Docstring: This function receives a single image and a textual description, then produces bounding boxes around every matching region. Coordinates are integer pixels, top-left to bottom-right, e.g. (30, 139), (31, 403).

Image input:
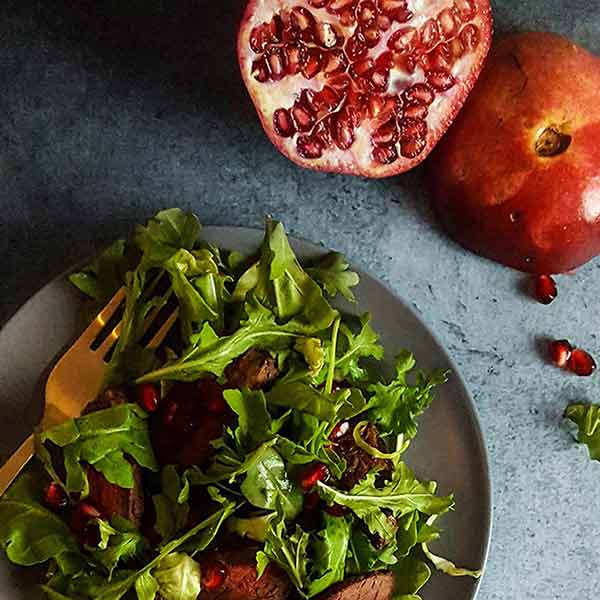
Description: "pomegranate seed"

(357, 0), (377, 24)
(269, 15), (283, 41)
(437, 8), (458, 39)
(43, 482), (69, 511)
(290, 7), (317, 42)
(549, 339), (572, 369)
(303, 491), (321, 511)
(251, 58), (270, 83)
(309, 0), (328, 6)
(299, 463), (330, 491)
(370, 67), (390, 92)
(346, 32), (368, 61)
(323, 49), (348, 76)
(373, 119), (399, 146)
(332, 111), (355, 150)
(362, 25), (380, 49)
(449, 36), (466, 59)
(403, 83), (435, 105)
(285, 42), (308, 75)
(206, 392), (227, 414)
(379, 0), (412, 22)
(315, 22), (339, 48)
(330, 421), (350, 440)
(297, 135), (324, 159)
(249, 24), (271, 53)
(302, 48), (323, 79)
(137, 383), (159, 413)
(427, 69), (456, 91)
(403, 103), (428, 119)
(162, 399), (178, 425)
(420, 19), (440, 51)
(454, 0), (475, 20)
(373, 144), (399, 164)
(292, 104), (316, 132)
(460, 24), (480, 51)
(400, 137), (426, 158)
(377, 14), (392, 31)
(70, 502), (101, 542)
(273, 108), (296, 138)
(534, 275), (557, 304)
(569, 348), (597, 377)
(387, 27), (419, 54)
(324, 503), (349, 516)
(328, 0), (357, 14)
(266, 47), (286, 81)
(202, 560), (227, 591)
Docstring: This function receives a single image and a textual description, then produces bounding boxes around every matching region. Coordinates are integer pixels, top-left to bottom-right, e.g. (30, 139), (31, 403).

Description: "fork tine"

(146, 309), (179, 350)
(79, 287), (126, 346)
(97, 322), (122, 358)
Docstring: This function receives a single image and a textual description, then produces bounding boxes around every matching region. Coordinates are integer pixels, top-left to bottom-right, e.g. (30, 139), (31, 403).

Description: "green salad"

(0, 209), (480, 600)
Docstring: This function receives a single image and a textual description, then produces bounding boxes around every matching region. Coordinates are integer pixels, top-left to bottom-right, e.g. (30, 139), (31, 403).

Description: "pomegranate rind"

(430, 32), (600, 273)
(238, 0), (493, 178)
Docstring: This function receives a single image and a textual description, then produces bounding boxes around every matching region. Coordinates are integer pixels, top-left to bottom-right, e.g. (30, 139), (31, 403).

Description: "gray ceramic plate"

(0, 226), (491, 600)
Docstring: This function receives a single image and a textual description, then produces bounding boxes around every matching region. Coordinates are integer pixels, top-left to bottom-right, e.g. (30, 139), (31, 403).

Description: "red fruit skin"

(238, 0), (493, 178)
(430, 32), (600, 273)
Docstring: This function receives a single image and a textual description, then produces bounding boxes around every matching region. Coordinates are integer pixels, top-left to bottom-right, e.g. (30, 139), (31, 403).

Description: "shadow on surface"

(7, 0), (251, 122)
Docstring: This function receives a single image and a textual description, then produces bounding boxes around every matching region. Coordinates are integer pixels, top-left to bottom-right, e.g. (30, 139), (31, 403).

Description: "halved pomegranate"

(238, 0), (492, 177)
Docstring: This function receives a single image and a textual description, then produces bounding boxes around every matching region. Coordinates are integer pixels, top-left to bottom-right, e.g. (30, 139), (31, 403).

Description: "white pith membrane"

(239, 0), (492, 177)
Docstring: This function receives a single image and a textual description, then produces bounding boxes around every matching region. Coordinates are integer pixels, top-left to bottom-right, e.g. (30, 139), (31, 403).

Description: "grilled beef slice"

(151, 378), (233, 467)
(316, 572), (395, 600)
(83, 386), (145, 527)
(335, 421), (390, 490)
(225, 349), (279, 390)
(197, 544), (292, 600)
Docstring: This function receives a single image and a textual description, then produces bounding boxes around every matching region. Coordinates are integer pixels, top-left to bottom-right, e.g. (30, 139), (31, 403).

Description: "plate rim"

(0, 224), (493, 599)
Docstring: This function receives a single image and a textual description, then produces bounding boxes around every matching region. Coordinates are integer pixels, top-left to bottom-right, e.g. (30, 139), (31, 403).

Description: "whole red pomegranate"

(238, 0), (492, 177)
(430, 32), (600, 273)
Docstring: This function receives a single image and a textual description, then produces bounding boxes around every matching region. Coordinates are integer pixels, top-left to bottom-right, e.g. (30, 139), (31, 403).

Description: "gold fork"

(0, 286), (178, 496)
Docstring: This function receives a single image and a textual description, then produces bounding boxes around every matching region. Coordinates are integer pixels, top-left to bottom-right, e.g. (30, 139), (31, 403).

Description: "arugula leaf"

(565, 403), (600, 460)
(241, 447), (303, 520)
(295, 337), (325, 377)
(0, 472), (83, 569)
(391, 555), (431, 600)
(135, 208), (201, 268)
(320, 314), (384, 383)
(152, 552), (201, 600)
(137, 298), (304, 383)
(257, 514), (310, 591)
(306, 514), (351, 596)
(187, 439), (278, 485)
(367, 352), (448, 439)
(134, 570), (160, 600)
(91, 517), (146, 578)
(36, 404), (158, 495)
(317, 463), (453, 542)
(306, 252), (360, 303)
(233, 220), (339, 331)
(267, 380), (367, 423)
(152, 466), (190, 542)
(68, 240), (129, 303)
(223, 389), (273, 451)
(228, 513), (275, 543)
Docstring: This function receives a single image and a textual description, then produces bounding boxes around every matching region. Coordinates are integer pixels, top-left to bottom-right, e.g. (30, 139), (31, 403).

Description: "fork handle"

(0, 434), (35, 497)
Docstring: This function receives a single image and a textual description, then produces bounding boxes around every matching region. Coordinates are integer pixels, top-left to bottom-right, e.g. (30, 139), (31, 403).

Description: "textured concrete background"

(1, 1), (600, 598)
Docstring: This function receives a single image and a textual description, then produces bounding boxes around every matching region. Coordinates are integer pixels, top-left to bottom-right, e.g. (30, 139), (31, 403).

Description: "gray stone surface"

(1, 1), (600, 598)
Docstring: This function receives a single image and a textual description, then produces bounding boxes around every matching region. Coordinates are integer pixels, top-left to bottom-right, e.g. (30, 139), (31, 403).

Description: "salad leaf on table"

(565, 402), (600, 460)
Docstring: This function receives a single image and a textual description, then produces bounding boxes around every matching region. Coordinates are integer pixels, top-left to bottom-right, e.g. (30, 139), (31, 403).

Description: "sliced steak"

(198, 543), (291, 600)
(87, 465), (144, 528)
(83, 386), (144, 527)
(316, 572), (395, 600)
(83, 386), (129, 414)
(334, 421), (391, 490)
(151, 378), (233, 467)
(225, 349), (278, 390)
